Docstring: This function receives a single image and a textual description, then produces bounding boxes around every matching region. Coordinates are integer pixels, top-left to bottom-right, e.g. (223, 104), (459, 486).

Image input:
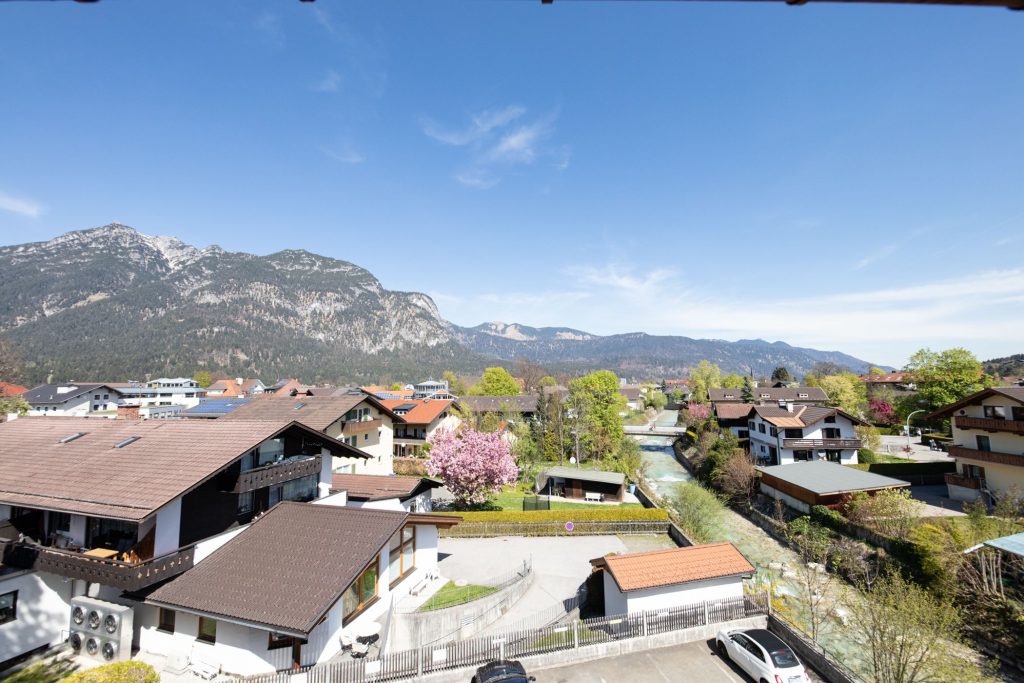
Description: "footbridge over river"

(623, 424), (688, 438)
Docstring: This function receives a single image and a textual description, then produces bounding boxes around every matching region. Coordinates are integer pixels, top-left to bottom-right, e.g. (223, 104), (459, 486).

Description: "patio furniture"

(351, 641), (370, 658)
(84, 548), (119, 559)
(355, 621), (381, 643)
(584, 492), (602, 503)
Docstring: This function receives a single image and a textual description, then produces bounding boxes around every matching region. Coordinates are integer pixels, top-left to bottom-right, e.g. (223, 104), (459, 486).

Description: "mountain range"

(0, 224), (878, 384)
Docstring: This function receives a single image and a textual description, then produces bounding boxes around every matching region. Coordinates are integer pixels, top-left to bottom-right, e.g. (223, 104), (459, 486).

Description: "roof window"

(59, 432), (87, 444)
(113, 436), (141, 449)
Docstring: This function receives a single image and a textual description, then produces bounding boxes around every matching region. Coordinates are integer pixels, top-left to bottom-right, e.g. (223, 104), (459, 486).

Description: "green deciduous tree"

(0, 396), (30, 417)
(472, 367), (520, 396)
(903, 348), (992, 412)
(721, 372), (745, 389)
(567, 370), (626, 461)
(848, 571), (989, 683)
(815, 372), (868, 416)
(688, 360), (722, 404)
(645, 390), (668, 411)
(442, 370), (468, 396)
(192, 370), (213, 388)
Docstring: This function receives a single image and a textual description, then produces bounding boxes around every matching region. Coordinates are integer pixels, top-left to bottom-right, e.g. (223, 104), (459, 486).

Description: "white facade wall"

(328, 404), (395, 475)
(949, 395), (1024, 499)
(602, 571), (628, 617)
(27, 395), (94, 417)
(748, 413), (859, 466)
(624, 576), (745, 613)
(154, 499), (182, 557)
(349, 491), (433, 514)
(136, 522), (441, 676)
(0, 571), (74, 665)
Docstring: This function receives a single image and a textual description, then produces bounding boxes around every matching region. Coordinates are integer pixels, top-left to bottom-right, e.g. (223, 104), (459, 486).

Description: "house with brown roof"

(747, 403), (865, 466)
(331, 474), (441, 512)
(0, 417), (366, 667)
(926, 386), (1024, 504)
(709, 386), (829, 406)
(221, 395), (400, 475)
(142, 502), (459, 676)
(379, 399), (460, 458)
(589, 543), (754, 616)
(713, 403), (756, 440)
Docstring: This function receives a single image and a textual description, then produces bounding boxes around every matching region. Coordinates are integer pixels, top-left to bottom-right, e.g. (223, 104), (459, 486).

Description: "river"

(632, 410), (865, 674)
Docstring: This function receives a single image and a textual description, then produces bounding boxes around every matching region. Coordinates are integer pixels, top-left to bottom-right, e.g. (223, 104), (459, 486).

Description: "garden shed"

(535, 466), (626, 502)
(757, 460), (909, 513)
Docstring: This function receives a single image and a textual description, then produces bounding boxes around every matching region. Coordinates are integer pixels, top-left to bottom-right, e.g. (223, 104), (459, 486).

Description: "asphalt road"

(533, 639), (757, 683)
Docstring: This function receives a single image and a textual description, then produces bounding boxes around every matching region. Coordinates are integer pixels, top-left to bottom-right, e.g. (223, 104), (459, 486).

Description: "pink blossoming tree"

(686, 402), (711, 421)
(427, 428), (519, 507)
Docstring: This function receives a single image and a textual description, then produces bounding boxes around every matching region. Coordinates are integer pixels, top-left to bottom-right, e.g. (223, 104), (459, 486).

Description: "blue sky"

(1, 0), (1022, 367)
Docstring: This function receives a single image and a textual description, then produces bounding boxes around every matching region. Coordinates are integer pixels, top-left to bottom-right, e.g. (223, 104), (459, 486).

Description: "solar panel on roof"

(395, 403), (416, 411)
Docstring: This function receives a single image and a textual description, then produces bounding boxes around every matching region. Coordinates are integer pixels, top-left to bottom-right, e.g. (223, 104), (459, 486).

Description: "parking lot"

(533, 639), (822, 683)
(533, 640), (749, 683)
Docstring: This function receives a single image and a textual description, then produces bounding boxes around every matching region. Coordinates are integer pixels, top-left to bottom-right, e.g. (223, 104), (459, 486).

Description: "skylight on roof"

(59, 432), (87, 444)
(396, 403), (416, 411)
(113, 436), (141, 449)
(293, 402), (306, 410)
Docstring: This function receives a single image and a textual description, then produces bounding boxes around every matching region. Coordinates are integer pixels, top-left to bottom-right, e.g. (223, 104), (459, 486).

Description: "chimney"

(117, 404), (141, 420)
(236, 378), (244, 385)
(785, 401), (794, 413)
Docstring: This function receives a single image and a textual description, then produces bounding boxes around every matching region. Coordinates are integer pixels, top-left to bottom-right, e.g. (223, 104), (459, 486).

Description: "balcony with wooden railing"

(234, 455), (321, 493)
(0, 541), (194, 591)
(949, 445), (1024, 468)
(340, 419), (381, 436)
(954, 416), (1024, 435)
(945, 472), (984, 490)
(782, 438), (862, 450)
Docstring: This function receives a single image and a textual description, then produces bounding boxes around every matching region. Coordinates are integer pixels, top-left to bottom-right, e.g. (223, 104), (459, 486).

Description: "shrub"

(857, 448), (878, 464)
(431, 507), (669, 523)
(668, 482), (724, 543)
(61, 662), (159, 683)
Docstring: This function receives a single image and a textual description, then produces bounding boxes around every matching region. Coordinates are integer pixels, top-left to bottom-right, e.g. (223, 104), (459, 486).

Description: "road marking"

(644, 652), (675, 682)
(712, 654), (743, 682)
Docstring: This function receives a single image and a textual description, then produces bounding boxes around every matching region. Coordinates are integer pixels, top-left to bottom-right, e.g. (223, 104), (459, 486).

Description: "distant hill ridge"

(0, 224), (878, 383)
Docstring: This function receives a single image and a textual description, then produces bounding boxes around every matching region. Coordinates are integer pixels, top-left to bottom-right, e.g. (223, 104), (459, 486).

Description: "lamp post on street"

(905, 409), (927, 453)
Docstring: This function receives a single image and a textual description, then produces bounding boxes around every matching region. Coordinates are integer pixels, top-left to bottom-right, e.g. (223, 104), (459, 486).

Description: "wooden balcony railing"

(340, 419), (381, 436)
(1, 543), (194, 592)
(782, 438), (862, 450)
(949, 445), (1024, 469)
(955, 416), (1024, 435)
(234, 455), (321, 493)
(945, 473), (984, 490)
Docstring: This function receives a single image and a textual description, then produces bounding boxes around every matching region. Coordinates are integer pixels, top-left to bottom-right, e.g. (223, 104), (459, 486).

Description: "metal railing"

(441, 520), (671, 538)
(230, 594), (768, 683)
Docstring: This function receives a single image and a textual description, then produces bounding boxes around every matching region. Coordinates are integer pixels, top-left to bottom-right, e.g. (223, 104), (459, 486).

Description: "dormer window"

(761, 393), (770, 399)
(798, 393), (808, 398)
(724, 394), (735, 399)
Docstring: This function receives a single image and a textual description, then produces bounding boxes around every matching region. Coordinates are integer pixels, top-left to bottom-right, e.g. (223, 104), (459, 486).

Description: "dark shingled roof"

(331, 474), (441, 501)
(0, 418), (361, 521)
(752, 404), (866, 428)
(220, 395), (399, 430)
(147, 502), (407, 635)
(709, 387), (828, 404)
(927, 386), (1024, 420)
(21, 383), (121, 405)
(459, 395), (539, 414)
(714, 403), (755, 421)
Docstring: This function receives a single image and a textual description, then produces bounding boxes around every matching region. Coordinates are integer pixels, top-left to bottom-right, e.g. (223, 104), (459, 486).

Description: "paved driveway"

(437, 535), (676, 632)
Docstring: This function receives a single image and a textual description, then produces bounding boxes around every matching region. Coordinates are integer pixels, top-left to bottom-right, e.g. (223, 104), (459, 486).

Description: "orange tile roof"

(0, 382), (28, 397)
(209, 379), (244, 397)
(379, 398), (454, 425)
(591, 542), (754, 592)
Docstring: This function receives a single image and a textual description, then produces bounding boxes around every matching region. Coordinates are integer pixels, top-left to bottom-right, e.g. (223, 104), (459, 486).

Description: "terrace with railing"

(955, 415), (1024, 435)
(781, 438), (862, 449)
(234, 455), (321, 493)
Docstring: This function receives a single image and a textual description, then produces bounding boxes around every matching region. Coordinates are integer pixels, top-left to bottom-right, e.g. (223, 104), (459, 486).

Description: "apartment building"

(747, 402), (864, 466)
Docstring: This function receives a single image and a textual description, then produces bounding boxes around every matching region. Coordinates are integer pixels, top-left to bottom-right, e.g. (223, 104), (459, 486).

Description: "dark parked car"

(472, 660), (537, 683)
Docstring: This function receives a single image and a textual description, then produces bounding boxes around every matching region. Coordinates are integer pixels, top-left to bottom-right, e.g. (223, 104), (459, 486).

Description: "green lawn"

(418, 581), (499, 611)
(489, 489), (643, 511)
(3, 659), (78, 683)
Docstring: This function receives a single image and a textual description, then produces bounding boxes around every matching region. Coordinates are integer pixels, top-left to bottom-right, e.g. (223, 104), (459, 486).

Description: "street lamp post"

(905, 409), (926, 453)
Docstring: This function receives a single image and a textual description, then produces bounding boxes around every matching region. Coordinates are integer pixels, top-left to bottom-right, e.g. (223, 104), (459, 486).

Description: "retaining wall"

(388, 571), (535, 651)
(768, 615), (861, 683)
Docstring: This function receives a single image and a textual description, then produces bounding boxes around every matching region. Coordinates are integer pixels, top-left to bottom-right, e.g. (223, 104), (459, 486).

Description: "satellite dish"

(569, 456), (577, 464)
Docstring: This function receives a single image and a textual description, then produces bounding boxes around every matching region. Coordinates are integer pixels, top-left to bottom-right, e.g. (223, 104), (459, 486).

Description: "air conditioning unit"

(68, 596), (134, 662)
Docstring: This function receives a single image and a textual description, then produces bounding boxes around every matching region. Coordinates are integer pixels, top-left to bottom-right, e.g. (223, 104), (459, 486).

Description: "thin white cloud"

(422, 106), (526, 147)
(454, 169), (499, 190)
(310, 6), (335, 35)
(314, 70), (341, 93)
(321, 144), (364, 165)
(254, 11), (284, 48)
(853, 243), (898, 270)
(423, 105), (567, 188)
(432, 266), (1024, 366)
(0, 191), (43, 218)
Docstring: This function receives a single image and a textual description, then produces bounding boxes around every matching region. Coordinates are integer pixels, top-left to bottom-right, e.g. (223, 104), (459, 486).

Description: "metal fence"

(441, 520), (671, 537)
(522, 495), (551, 511)
(231, 593), (768, 683)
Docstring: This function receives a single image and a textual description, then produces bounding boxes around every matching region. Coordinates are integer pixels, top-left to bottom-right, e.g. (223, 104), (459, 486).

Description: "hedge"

(431, 507), (670, 523)
(61, 662), (159, 683)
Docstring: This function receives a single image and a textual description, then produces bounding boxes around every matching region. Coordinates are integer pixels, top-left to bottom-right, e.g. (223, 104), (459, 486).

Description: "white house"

(221, 395), (400, 475)
(142, 502), (459, 676)
(747, 403), (865, 466)
(589, 543), (755, 617)
(0, 417), (367, 669)
(380, 399), (461, 458)
(21, 383), (124, 417)
(331, 474), (441, 513)
(115, 378), (207, 410)
(927, 386), (1024, 503)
